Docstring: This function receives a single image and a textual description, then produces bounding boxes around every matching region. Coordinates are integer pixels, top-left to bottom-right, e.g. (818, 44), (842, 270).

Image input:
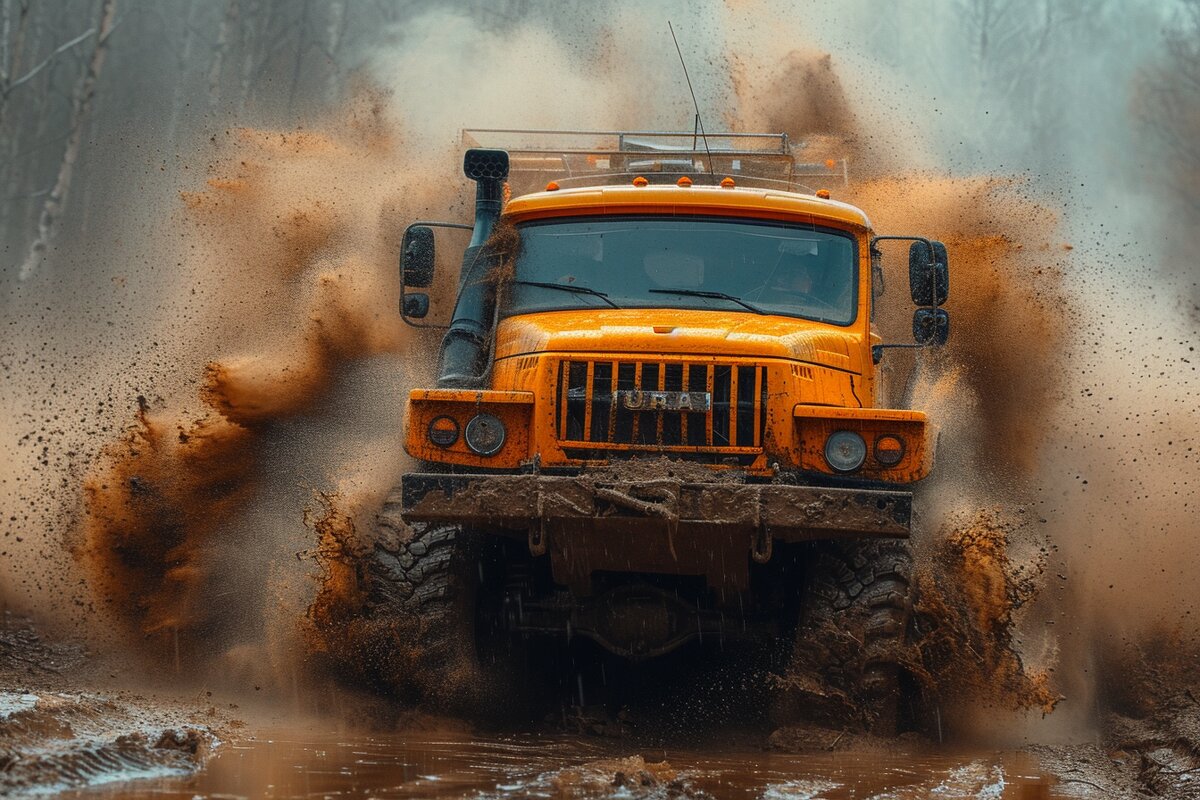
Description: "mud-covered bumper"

(400, 473), (911, 539)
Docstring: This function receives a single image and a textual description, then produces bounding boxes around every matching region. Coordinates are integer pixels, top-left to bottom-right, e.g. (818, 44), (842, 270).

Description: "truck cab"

(390, 130), (948, 668)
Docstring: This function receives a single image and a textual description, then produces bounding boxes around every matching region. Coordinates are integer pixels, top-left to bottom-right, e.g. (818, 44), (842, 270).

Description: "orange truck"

(371, 130), (949, 730)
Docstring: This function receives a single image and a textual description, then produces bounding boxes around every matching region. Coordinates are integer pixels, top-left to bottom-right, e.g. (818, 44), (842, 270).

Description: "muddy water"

(52, 728), (1069, 799)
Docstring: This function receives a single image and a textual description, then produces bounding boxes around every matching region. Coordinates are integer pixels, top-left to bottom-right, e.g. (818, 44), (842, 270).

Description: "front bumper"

(401, 472), (911, 539)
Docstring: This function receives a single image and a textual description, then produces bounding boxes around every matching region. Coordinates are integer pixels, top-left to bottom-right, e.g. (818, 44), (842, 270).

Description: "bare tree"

(286, 0), (312, 114)
(0, 0), (32, 123)
(207, 0), (237, 111)
(18, 0), (116, 282)
(1143, 0), (1200, 216)
(1139, 0), (1200, 309)
(169, 0), (200, 142)
(323, 0), (346, 105)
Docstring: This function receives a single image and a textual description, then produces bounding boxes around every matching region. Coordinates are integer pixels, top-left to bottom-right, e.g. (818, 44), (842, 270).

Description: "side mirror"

(913, 307), (949, 345)
(402, 292), (430, 319)
(401, 225), (436, 288)
(908, 240), (949, 307)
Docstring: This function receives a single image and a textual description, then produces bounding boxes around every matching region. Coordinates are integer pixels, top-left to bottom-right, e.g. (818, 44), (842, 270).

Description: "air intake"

(464, 148), (509, 182)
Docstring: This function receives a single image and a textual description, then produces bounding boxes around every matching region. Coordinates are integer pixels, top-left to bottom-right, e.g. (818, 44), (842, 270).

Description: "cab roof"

(503, 183), (873, 231)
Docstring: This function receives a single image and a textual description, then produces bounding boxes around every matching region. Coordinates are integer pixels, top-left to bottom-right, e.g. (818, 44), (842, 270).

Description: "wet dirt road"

(49, 727), (1073, 799)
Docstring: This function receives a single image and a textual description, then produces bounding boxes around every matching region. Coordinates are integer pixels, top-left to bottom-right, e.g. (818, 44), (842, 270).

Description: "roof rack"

(460, 128), (848, 195)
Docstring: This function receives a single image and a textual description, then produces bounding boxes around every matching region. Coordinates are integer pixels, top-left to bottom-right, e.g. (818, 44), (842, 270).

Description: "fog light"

(464, 413), (506, 456)
(428, 415), (459, 447)
(825, 430), (866, 472)
(874, 434), (905, 466)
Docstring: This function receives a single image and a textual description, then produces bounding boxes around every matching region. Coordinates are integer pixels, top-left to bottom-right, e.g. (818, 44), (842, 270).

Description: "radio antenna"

(668, 21), (715, 180)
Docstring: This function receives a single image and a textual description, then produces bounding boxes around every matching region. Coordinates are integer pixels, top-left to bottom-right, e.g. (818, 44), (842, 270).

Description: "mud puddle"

(45, 726), (1075, 799)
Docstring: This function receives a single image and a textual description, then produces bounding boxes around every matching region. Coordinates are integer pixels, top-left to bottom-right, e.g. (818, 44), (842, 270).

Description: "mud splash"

(911, 510), (1058, 719)
(79, 404), (256, 644)
(75, 92), (443, 666)
(300, 493), (381, 692)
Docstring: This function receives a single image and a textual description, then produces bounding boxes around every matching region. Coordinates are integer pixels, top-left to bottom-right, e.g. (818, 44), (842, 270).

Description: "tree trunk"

(169, 0), (199, 145)
(323, 0), (346, 106)
(235, 0), (259, 112)
(286, 0), (312, 115)
(18, 0), (116, 282)
(0, 0), (32, 118)
(207, 0), (237, 112)
(0, 0), (31, 209)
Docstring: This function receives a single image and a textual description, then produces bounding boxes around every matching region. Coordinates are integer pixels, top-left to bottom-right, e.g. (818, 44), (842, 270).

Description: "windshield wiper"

(648, 288), (765, 315)
(512, 280), (620, 308)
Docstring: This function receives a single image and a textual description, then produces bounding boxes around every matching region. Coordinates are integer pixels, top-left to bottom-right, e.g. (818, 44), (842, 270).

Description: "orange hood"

(493, 309), (866, 374)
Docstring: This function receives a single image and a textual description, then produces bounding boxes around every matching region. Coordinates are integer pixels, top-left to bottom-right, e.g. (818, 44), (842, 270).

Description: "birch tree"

(207, 0), (237, 111)
(18, 0), (116, 282)
(323, 0), (346, 105)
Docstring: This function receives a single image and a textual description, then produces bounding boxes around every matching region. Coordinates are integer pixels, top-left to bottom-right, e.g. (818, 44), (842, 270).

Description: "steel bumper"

(400, 472), (911, 538)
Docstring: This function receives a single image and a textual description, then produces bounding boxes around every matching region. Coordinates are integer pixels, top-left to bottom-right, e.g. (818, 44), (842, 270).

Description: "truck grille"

(556, 360), (768, 450)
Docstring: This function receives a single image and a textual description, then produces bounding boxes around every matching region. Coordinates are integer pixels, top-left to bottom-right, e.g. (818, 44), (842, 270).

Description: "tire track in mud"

(0, 690), (221, 797)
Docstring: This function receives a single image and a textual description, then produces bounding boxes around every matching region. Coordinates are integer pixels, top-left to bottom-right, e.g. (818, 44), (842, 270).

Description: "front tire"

(774, 538), (916, 735)
(364, 511), (523, 716)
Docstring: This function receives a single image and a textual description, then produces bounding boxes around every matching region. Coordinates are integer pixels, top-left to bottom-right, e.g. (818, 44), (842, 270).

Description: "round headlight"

(824, 430), (866, 472)
(464, 413), (506, 456)
(874, 434), (906, 466)
(427, 415), (459, 447)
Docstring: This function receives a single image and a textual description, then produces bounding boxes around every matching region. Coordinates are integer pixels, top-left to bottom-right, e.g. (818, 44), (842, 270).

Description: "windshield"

(501, 216), (858, 325)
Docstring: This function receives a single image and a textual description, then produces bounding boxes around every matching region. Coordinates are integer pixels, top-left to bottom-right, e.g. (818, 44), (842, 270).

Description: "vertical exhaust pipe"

(438, 148), (509, 388)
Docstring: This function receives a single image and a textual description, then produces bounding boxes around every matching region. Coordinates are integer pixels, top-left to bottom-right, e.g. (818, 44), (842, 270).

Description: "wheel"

(361, 502), (525, 716)
(773, 538), (916, 735)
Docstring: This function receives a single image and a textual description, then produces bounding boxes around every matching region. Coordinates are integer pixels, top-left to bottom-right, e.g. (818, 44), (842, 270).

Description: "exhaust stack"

(437, 149), (509, 388)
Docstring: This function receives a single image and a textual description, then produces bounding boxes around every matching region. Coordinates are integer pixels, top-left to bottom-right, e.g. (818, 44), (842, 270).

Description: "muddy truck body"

(378, 130), (949, 727)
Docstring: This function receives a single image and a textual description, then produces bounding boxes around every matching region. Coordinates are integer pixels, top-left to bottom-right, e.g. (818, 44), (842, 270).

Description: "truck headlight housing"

(825, 430), (867, 472)
(464, 413), (506, 456)
(874, 434), (905, 466)
(427, 415), (460, 447)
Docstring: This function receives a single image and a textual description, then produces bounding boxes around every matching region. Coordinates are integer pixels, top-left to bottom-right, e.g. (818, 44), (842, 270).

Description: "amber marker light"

(676, 176), (693, 187)
(874, 434), (906, 466)
(428, 415), (460, 448)
(545, 181), (560, 191)
(824, 159), (836, 169)
(720, 177), (735, 188)
(816, 188), (831, 199)
(632, 176), (649, 187)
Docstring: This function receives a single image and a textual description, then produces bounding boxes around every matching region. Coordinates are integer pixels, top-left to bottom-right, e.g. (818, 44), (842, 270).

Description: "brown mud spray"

(4, 2), (1192, 742)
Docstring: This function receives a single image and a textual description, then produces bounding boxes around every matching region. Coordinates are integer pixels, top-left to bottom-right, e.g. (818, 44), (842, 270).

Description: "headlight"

(427, 415), (459, 447)
(874, 434), (905, 466)
(824, 430), (866, 472)
(464, 413), (506, 456)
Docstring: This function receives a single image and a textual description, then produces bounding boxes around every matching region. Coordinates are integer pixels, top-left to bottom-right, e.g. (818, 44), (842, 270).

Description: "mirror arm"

(400, 220), (472, 329)
(871, 234), (938, 287)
